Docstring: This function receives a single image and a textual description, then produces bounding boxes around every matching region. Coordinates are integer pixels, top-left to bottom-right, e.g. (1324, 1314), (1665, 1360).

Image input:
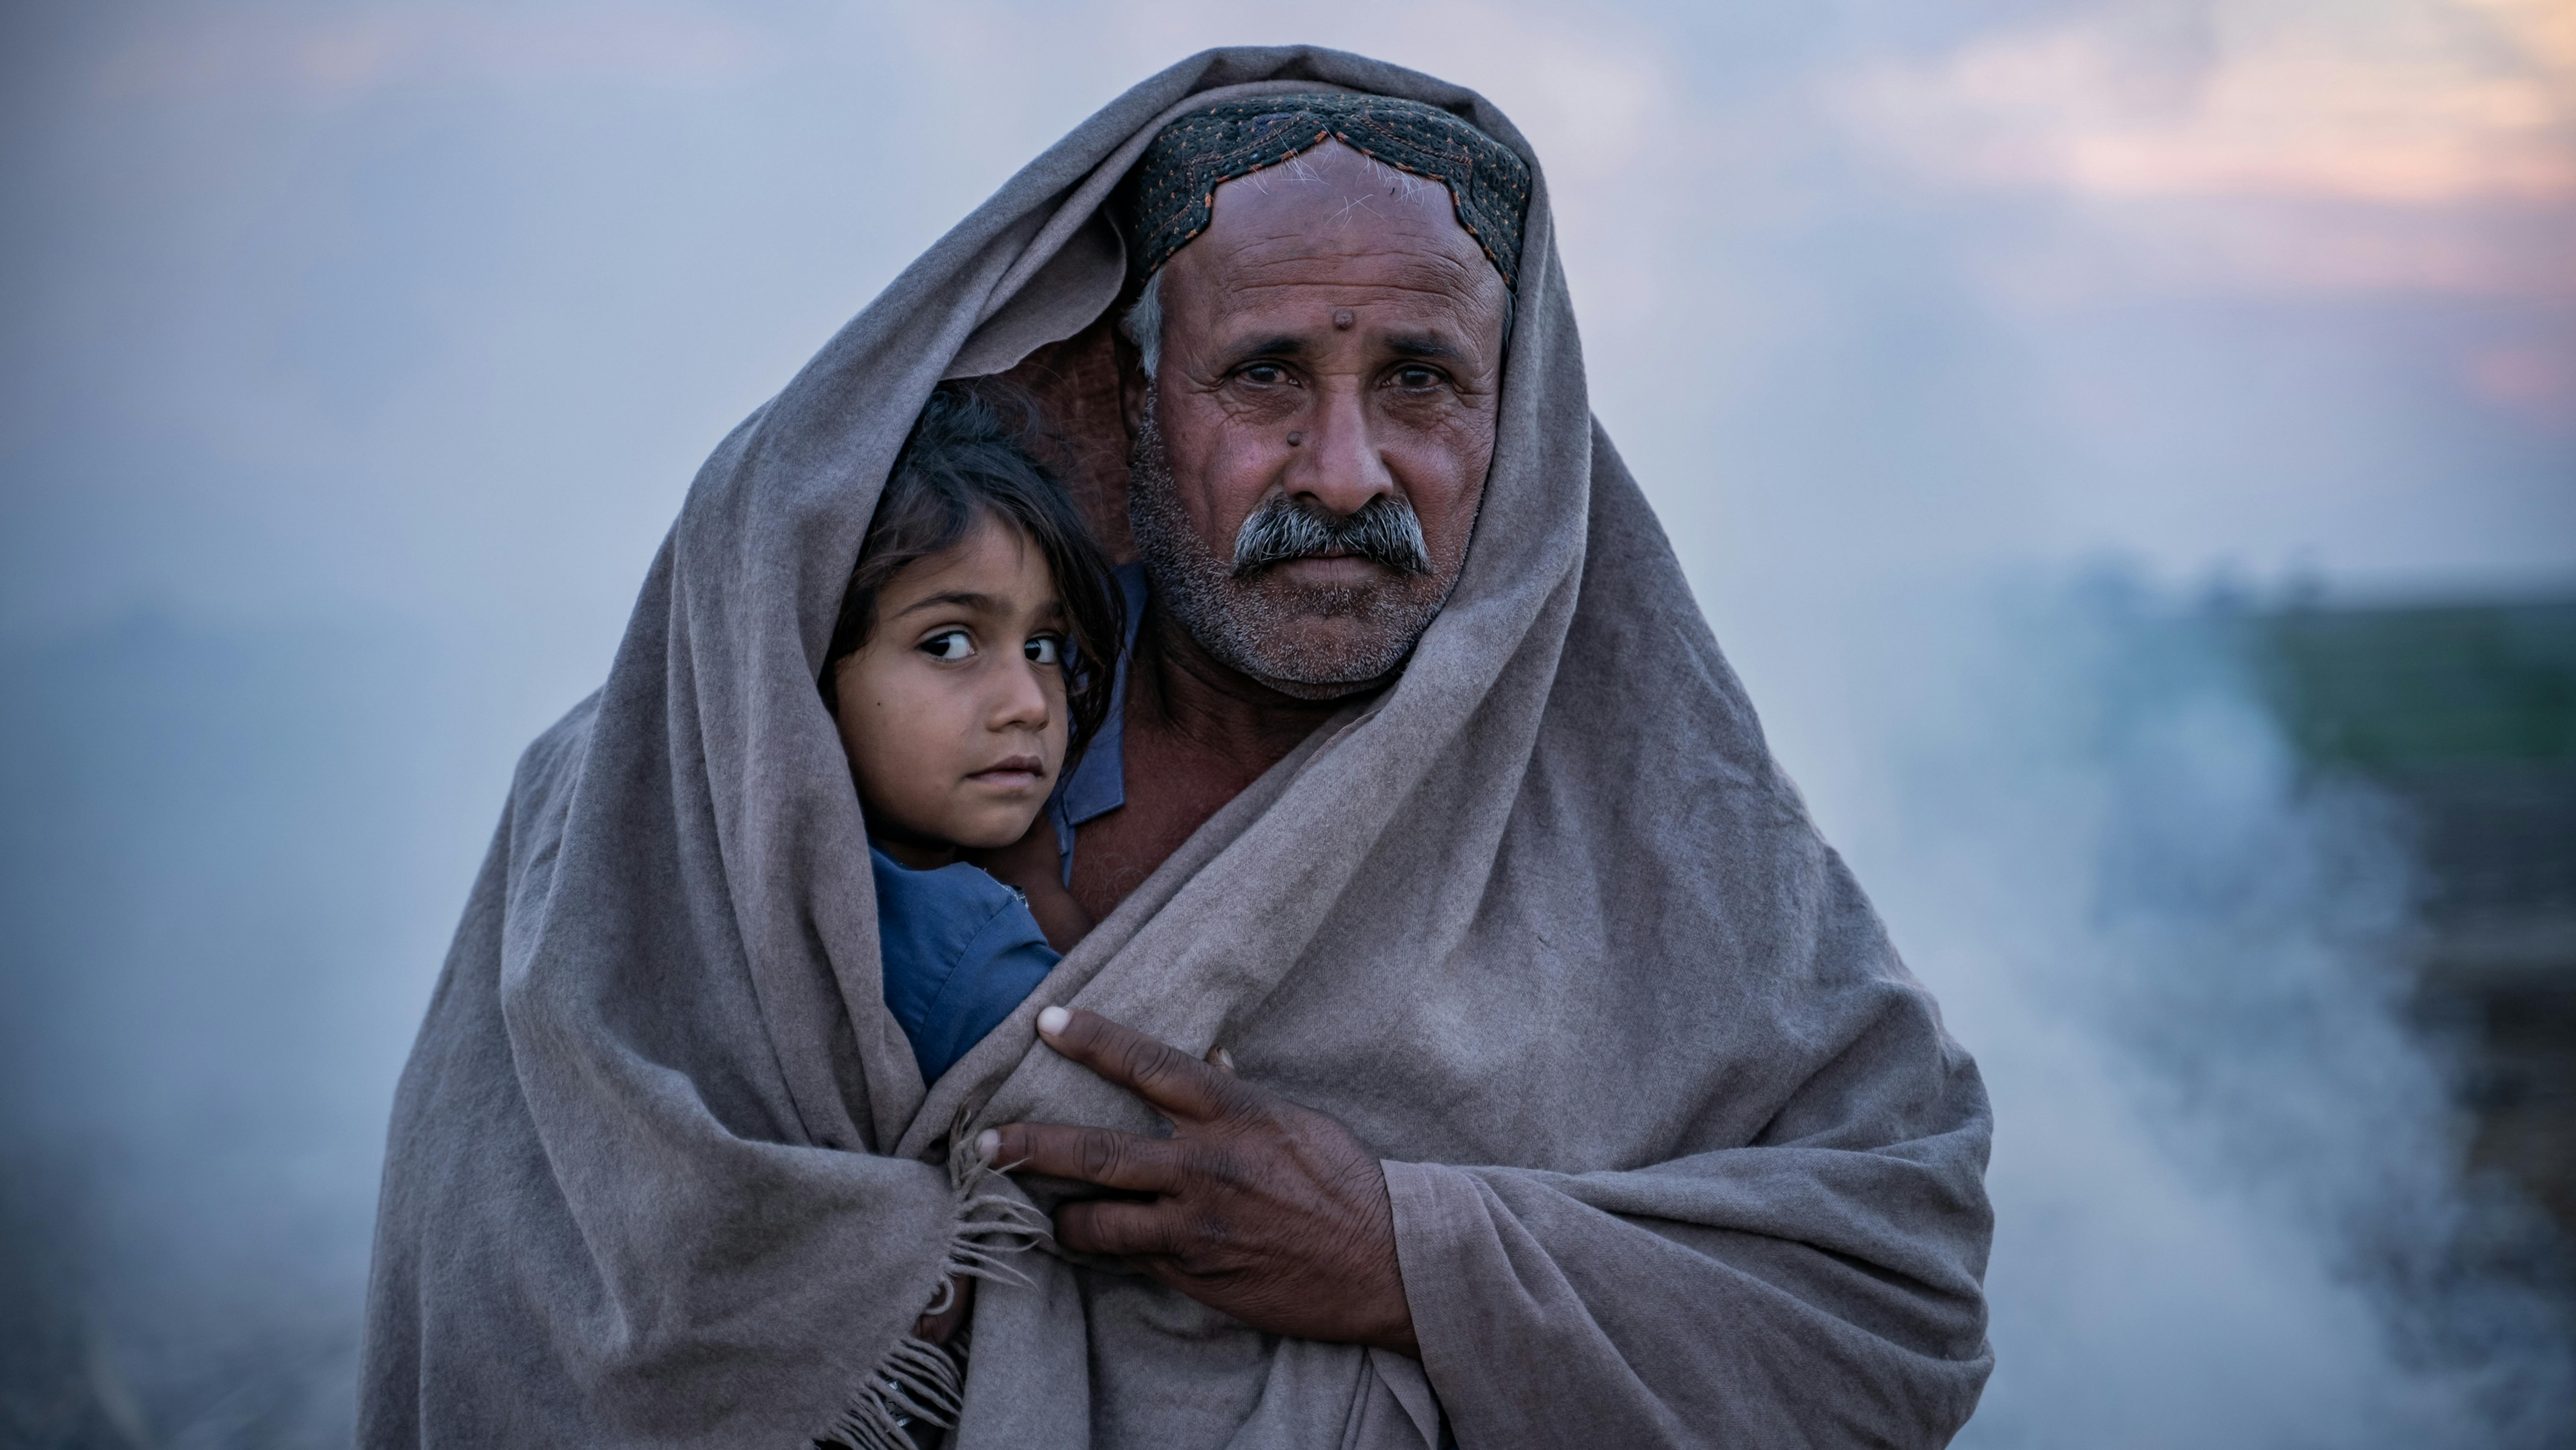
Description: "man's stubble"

(1125, 395), (1466, 702)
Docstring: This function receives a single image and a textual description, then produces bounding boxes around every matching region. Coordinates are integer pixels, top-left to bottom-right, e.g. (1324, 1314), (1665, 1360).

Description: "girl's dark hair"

(822, 383), (1124, 753)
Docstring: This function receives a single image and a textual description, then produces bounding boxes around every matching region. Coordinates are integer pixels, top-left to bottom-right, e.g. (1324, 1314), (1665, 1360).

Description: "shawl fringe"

(816, 1134), (1050, 1450)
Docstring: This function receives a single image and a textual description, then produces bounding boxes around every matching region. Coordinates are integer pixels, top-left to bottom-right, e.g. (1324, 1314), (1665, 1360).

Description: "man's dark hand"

(981, 1007), (1418, 1355)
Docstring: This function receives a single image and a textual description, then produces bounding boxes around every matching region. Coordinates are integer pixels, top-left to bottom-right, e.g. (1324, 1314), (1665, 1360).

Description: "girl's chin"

(941, 811), (1045, 853)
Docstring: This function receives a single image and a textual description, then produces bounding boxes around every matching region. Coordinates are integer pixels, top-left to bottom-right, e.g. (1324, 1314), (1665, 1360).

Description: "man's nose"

(1287, 381), (1395, 516)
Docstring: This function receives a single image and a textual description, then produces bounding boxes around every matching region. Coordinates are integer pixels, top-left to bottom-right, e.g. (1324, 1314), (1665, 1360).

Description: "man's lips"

(1271, 553), (1387, 585)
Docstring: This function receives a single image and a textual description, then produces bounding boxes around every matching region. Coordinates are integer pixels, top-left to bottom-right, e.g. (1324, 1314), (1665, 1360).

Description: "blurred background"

(2, 2), (2571, 1445)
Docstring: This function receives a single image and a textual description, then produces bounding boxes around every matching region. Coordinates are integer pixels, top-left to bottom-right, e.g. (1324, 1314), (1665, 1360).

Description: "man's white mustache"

(1230, 494), (1434, 579)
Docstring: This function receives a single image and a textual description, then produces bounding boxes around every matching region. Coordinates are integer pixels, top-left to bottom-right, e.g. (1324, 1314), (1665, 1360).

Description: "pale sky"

(5, 2), (2569, 678)
(1, 0), (2566, 787)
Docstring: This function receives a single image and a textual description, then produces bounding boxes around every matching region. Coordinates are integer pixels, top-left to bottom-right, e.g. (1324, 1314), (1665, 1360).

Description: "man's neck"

(1058, 598), (1386, 927)
(1132, 602), (1362, 776)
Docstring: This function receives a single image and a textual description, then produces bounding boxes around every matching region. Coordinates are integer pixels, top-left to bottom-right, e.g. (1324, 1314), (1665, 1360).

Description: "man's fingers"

(1204, 1045), (1236, 1074)
(981, 1121), (1185, 1193)
(1037, 1007), (1231, 1120)
(1056, 1196), (1188, 1260)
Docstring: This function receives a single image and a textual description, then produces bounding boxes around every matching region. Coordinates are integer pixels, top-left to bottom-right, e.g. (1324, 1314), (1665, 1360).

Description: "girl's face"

(832, 514), (1072, 866)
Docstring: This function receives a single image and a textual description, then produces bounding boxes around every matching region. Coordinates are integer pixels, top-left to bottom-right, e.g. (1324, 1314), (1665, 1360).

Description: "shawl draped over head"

(361, 45), (1995, 1450)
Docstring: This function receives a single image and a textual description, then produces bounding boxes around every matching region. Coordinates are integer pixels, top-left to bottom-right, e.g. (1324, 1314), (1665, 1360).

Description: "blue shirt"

(1045, 563), (1149, 885)
(871, 846), (1062, 1084)
(873, 564), (1145, 1082)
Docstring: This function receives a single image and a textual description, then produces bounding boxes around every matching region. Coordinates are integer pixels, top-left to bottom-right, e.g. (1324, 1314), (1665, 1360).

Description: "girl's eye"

(1024, 636), (1063, 666)
(919, 630), (974, 662)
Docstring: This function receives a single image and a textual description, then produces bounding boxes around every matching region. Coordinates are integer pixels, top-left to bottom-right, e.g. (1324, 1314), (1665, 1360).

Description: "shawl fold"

(362, 45), (1994, 1450)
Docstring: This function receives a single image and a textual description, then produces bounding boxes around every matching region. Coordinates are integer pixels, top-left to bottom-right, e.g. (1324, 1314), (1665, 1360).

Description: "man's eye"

(1239, 363), (1289, 386)
(1024, 636), (1063, 666)
(919, 630), (974, 661)
(1393, 365), (1443, 389)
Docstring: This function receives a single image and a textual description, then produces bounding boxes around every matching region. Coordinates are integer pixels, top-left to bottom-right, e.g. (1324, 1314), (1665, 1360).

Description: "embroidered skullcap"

(1121, 93), (1532, 292)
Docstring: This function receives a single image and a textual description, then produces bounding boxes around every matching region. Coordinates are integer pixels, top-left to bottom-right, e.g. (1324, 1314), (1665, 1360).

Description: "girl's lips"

(967, 757), (1047, 787)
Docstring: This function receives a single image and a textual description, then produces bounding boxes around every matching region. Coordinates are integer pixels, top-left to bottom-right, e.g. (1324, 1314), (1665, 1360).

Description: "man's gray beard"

(1127, 400), (1456, 700)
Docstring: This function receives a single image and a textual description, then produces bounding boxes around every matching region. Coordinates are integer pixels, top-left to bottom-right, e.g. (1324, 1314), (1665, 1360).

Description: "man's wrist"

(1366, 1160), (1426, 1356)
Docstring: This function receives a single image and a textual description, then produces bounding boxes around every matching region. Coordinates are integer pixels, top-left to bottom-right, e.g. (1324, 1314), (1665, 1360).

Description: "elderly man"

(363, 50), (1993, 1450)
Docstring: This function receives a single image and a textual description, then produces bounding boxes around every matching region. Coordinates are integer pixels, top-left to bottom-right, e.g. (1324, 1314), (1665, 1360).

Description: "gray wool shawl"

(360, 45), (1995, 1450)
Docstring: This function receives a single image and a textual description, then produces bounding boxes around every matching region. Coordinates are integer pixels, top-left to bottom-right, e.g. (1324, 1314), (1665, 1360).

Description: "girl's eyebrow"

(890, 591), (1068, 621)
(891, 590), (1003, 619)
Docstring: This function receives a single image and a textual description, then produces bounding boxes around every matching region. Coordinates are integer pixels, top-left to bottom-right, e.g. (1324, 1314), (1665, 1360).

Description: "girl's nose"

(989, 657), (1053, 732)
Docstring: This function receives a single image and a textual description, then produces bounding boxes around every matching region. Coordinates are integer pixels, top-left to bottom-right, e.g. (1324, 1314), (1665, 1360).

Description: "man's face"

(1124, 139), (1510, 698)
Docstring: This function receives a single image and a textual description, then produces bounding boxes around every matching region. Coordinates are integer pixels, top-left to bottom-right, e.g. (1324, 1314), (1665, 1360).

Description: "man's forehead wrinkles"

(1203, 293), (1456, 325)
(1203, 232), (1485, 283)
(1210, 264), (1487, 307)
(1212, 277), (1481, 312)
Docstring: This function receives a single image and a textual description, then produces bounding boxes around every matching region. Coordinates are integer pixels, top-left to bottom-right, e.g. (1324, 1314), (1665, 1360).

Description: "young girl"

(820, 385), (1122, 1088)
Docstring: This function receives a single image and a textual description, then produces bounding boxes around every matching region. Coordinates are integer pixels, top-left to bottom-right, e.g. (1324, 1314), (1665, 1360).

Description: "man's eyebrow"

(1384, 333), (1460, 360)
(1222, 334), (1307, 360)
